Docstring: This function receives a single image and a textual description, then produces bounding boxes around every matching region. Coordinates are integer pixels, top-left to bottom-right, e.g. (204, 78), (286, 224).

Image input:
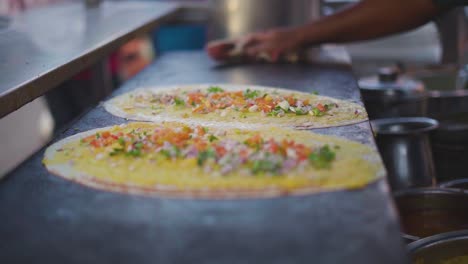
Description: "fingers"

(205, 40), (236, 61)
(206, 30), (292, 63)
(245, 42), (282, 62)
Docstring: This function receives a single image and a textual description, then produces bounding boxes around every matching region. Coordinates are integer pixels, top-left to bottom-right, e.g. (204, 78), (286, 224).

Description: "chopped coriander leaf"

(244, 89), (260, 99)
(312, 91), (319, 95)
(197, 148), (216, 166)
(173, 146), (181, 158)
(252, 159), (280, 174)
(207, 86), (224, 93)
(208, 135), (218, 142)
(118, 137), (125, 146)
(311, 108), (324, 116)
(134, 142), (144, 149)
(126, 149), (142, 157)
(174, 97), (185, 106)
(308, 145), (336, 169)
(109, 148), (124, 156)
(160, 149), (172, 159)
(295, 108), (308, 115)
(269, 108), (282, 116)
(96, 133), (101, 139)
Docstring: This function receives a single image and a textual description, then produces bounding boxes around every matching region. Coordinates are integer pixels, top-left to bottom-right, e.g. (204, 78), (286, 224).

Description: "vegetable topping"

(80, 125), (338, 176)
(136, 87), (335, 117)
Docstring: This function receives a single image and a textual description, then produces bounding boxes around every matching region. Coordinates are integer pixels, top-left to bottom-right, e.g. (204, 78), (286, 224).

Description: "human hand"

(205, 39), (237, 61)
(206, 27), (304, 63)
(242, 27), (304, 62)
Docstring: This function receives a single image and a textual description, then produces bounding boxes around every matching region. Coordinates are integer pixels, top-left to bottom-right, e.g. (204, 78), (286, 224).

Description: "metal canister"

(371, 117), (438, 190)
(208, 0), (320, 39)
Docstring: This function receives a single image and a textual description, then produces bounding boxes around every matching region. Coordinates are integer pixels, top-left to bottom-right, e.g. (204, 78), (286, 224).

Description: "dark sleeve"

(432, 0), (468, 9)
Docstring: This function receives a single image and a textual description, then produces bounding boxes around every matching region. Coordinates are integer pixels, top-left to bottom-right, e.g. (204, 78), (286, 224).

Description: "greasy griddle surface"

(0, 52), (408, 264)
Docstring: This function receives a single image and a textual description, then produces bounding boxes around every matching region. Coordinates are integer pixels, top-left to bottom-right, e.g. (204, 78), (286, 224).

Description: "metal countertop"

(0, 1), (180, 118)
(0, 51), (409, 264)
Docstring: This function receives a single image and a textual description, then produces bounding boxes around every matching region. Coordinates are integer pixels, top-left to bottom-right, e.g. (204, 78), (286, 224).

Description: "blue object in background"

(153, 25), (207, 53)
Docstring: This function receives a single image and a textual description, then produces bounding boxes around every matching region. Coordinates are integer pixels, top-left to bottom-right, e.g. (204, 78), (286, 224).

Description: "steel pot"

(360, 67), (427, 119)
(371, 117), (438, 190)
(394, 189), (468, 243)
(208, 0), (320, 39)
(408, 230), (468, 263)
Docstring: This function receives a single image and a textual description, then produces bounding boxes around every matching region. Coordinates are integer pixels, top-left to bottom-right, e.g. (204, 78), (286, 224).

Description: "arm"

(207, 0), (444, 61)
(296, 0), (442, 45)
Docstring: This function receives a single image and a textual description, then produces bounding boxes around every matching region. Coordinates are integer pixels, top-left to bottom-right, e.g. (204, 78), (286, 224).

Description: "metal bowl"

(408, 230), (468, 264)
(394, 188), (468, 243)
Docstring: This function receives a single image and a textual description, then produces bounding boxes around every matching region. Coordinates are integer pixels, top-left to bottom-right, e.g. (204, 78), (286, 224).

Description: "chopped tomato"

(187, 92), (204, 105)
(102, 131), (111, 138)
(317, 103), (326, 112)
(286, 95), (296, 106)
(193, 138), (208, 151)
(294, 144), (312, 161)
(214, 145), (227, 157)
(192, 105), (207, 114)
(195, 126), (206, 136)
(90, 139), (102, 148)
(268, 138), (280, 154)
(245, 134), (264, 148)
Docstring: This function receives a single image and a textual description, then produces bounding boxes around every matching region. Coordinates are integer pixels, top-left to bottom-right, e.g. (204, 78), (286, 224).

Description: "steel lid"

(359, 67), (425, 92)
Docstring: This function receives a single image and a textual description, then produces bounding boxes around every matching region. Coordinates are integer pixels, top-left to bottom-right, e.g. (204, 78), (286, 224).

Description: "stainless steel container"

(408, 230), (468, 263)
(371, 117), (438, 190)
(394, 189), (468, 243)
(359, 67), (427, 119)
(208, 0), (320, 39)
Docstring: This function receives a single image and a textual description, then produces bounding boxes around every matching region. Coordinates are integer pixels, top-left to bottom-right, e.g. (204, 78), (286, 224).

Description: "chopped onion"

(278, 100), (290, 110)
(248, 105), (259, 112)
